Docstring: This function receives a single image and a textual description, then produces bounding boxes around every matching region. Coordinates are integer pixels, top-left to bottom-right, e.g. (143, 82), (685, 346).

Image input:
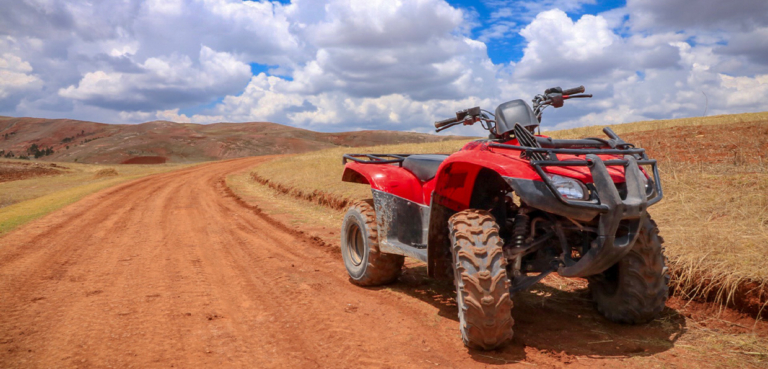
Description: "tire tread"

(344, 200), (404, 286)
(449, 209), (513, 350)
(588, 217), (670, 324)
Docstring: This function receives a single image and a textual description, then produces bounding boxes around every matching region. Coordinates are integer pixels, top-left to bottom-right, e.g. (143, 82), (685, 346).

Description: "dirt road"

(0, 157), (762, 368)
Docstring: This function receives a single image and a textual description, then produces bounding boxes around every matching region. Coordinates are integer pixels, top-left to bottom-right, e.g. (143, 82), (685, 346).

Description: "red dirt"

(121, 156), (167, 164)
(1, 157), (765, 368)
(621, 121), (768, 164)
(0, 161), (63, 183)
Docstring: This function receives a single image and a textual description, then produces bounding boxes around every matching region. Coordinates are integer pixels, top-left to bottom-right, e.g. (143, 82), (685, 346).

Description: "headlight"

(546, 174), (589, 200)
(644, 175), (655, 196)
(638, 170), (655, 196)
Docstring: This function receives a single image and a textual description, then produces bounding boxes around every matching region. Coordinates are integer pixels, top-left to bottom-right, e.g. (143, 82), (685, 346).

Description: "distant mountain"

(0, 117), (466, 164)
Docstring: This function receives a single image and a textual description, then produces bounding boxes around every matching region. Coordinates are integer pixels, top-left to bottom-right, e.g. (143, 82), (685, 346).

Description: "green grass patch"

(0, 160), (192, 234)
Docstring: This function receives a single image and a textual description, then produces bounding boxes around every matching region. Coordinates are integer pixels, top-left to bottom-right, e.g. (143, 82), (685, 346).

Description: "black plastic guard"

(557, 155), (648, 277)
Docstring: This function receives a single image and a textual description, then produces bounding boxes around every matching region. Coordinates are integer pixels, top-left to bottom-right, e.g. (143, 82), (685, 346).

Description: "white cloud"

(719, 74), (768, 108)
(0, 52), (41, 99)
(0, 46), (43, 111)
(59, 46), (251, 111)
(627, 0), (768, 32)
(0, 0), (767, 135)
(514, 9), (681, 81)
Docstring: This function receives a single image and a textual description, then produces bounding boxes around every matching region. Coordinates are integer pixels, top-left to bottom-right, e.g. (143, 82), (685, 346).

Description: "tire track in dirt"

(0, 157), (481, 368)
(1, 157), (763, 368)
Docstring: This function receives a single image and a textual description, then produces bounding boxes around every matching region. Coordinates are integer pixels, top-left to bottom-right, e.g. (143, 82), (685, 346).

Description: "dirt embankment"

(121, 156), (167, 164)
(251, 172), (353, 211)
(0, 161), (65, 183)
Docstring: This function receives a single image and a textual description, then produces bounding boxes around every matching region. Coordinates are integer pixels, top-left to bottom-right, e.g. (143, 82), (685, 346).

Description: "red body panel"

(342, 161), (425, 203)
(342, 137), (633, 209)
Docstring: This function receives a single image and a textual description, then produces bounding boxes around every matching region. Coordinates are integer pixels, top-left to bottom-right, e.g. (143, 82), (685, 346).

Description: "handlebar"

(434, 106), (482, 129)
(435, 85), (589, 133)
(562, 85), (585, 95)
(434, 117), (458, 129)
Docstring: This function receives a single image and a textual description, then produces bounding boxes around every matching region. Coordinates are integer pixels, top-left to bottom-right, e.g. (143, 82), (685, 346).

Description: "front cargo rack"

(489, 127), (664, 210)
(342, 154), (412, 166)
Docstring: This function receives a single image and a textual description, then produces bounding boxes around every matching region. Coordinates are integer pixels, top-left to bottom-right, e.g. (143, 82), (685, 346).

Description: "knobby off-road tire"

(341, 200), (404, 286)
(448, 209), (514, 350)
(588, 216), (670, 324)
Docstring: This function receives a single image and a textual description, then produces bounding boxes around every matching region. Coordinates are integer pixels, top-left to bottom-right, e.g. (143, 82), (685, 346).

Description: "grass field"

(251, 111), (768, 314)
(0, 159), (193, 234)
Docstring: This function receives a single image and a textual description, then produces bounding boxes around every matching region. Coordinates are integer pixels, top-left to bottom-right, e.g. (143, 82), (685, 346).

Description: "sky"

(1, 0), (767, 134)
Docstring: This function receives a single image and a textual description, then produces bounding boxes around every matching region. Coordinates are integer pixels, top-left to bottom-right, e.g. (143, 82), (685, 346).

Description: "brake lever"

(435, 121), (462, 133)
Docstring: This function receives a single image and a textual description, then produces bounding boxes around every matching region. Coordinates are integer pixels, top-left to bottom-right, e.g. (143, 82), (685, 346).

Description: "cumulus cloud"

(281, 0), (495, 101)
(514, 9), (680, 81)
(0, 37), (43, 110)
(627, 0), (768, 32)
(0, 0), (767, 134)
(0, 52), (41, 99)
(59, 46), (251, 111)
(716, 27), (768, 67)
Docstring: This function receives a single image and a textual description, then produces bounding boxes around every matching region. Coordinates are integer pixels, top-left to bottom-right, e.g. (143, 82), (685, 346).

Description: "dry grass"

(621, 126), (768, 312)
(549, 111), (768, 139)
(0, 159), (192, 234)
(252, 111), (768, 314)
(94, 168), (119, 178)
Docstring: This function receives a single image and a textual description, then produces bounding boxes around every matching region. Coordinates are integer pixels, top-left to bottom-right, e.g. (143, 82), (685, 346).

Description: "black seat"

(402, 155), (448, 182)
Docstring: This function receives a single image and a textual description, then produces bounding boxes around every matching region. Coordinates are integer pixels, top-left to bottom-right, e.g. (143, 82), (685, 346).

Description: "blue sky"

(1, 0), (766, 133)
(447, 0), (626, 64)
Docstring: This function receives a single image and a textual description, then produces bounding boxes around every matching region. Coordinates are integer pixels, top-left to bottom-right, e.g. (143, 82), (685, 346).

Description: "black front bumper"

(504, 154), (663, 277)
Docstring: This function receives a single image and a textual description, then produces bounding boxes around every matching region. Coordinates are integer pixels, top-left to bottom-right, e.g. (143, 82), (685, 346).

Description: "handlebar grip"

(434, 117), (458, 128)
(562, 85), (585, 95)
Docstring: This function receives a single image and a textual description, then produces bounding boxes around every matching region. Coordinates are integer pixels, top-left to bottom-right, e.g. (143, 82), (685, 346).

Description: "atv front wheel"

(588, 216), (669, 324)
(449, 209), (514, 350)
(341, 200), (404, 286)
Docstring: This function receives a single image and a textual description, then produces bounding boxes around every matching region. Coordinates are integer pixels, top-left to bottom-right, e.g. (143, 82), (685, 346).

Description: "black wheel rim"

(345, 222), (365, 266)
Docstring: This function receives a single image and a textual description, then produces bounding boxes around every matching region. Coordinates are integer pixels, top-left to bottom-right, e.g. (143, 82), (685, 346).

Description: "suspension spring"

(512, 213), (530, 249)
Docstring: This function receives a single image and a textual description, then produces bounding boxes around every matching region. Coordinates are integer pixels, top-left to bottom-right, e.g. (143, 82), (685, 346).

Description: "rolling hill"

(0, 117), (465, 164)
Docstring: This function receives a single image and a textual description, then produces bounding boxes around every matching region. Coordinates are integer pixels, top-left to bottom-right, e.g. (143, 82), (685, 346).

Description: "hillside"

(0, 117), (465, 164)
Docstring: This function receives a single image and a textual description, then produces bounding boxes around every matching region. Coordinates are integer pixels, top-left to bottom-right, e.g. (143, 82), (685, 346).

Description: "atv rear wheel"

(588, 216), (669, 324)
(341, 200), (404, 286)
(448, 209), (514, 350)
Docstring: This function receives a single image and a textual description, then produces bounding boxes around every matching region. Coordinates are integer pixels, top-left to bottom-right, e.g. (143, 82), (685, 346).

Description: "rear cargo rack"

(342, 154), (411, 166)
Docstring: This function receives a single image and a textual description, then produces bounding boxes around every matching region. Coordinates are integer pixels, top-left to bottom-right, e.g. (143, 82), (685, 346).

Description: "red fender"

(432, 146), (540, 211)
(342, 161), (425, 204)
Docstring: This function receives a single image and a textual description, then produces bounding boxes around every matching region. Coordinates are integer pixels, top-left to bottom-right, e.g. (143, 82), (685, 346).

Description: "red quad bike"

(339, 86), (669, 350)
